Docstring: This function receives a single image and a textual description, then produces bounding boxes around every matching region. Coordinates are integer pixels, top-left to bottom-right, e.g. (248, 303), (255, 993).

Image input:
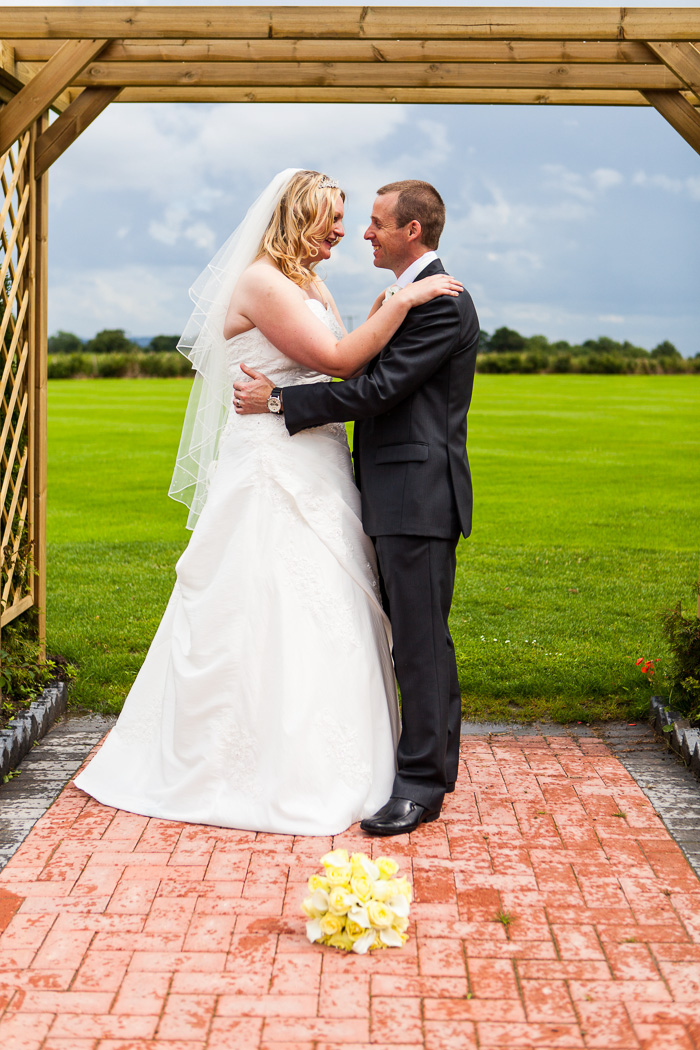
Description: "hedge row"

(48, 350), (700, 380)
(475, 351), (700, 375)
(48, 351), (193, 379)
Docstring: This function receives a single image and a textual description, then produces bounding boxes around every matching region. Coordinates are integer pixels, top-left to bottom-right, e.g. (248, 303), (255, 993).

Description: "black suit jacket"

(283, 259), (480, 539)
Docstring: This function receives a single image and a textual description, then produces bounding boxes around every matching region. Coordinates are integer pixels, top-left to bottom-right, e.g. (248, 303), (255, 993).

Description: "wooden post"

(30, 114), (48, 654)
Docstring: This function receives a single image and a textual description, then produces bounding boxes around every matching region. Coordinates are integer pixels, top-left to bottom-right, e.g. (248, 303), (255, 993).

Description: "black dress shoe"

(360, 796), (441, 837)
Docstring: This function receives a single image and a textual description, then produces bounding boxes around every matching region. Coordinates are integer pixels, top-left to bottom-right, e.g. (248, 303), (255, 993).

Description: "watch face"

(267, 395), (282, 414)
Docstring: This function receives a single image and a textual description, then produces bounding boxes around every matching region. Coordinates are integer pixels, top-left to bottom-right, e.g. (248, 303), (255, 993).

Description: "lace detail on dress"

(281, 535), (359, 647)
(212, 713), (262, 797)
(317, 714), (372, 789)
(113, 691), (164, 746)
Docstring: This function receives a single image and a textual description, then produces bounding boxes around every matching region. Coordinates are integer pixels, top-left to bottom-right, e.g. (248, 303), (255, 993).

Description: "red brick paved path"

(1, 734), (699, 1049)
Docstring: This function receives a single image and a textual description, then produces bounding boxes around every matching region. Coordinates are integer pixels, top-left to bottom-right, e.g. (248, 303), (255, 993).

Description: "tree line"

(47, 328), (191, 378)
(46, 325), (700, 379)
(477, 328), (699, 375)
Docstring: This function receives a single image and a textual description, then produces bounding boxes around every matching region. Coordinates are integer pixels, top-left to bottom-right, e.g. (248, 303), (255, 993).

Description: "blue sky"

(29, 0), (700, 354)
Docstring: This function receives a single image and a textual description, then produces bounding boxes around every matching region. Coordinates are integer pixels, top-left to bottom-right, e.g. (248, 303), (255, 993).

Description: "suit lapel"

(361, 258), (446, 377)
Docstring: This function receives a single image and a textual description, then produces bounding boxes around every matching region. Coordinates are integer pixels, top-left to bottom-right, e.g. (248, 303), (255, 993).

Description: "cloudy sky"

(27, 0), (700, 354)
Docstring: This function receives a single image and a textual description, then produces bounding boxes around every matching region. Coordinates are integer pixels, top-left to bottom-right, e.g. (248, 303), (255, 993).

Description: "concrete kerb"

(650, 694), (700, 777)
(0, 682), (67, 781)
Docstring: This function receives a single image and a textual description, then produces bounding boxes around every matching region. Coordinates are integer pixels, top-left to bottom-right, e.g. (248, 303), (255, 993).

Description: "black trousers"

(374, 534), (461, 810)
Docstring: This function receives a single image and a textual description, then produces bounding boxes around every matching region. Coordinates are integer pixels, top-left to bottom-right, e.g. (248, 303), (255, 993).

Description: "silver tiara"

(318, 175), (339, 189)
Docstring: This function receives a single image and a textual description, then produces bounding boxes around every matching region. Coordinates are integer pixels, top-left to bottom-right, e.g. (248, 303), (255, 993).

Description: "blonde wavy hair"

(256, 170), (345, 288)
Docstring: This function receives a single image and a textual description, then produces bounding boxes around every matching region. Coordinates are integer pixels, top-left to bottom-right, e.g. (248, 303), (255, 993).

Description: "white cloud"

(147, 207), (216, 252)
(542, 163), (623, 201)
(48, 265), (192, 336)
(184, 222), (217, 252)
(598, 314), (625, 324)
(485, 249), (542, 272)
(633, 171), (700, 201)
(591, 168), (624, 191)
(51, 103), (409, 207)
(542, 163), (594, 201)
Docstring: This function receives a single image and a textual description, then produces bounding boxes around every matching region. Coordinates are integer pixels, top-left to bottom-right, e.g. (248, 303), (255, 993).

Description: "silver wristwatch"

(267, 387), (283, 414)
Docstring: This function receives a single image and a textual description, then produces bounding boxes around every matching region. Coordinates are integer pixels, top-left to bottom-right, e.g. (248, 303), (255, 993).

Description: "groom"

(234, 180), (480, 835)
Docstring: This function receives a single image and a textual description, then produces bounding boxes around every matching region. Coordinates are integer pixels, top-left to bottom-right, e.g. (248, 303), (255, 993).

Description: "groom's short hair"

(377, 180), (445, 249)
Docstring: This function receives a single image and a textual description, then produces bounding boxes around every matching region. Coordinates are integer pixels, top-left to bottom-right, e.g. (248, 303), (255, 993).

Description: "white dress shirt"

(396, 250), (439, 287)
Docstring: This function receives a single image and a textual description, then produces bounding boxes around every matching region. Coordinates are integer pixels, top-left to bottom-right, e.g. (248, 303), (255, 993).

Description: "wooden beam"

(642, 88), (700, 154)
(2, 7), (700, 43)
(76, 59), (683, 91)
(34, 86), (121, 178)
(647, 41), (700, 103)
(12, 37), (663, 65)
(13, 60), (79, 112)
(116, 85), (670, 106)
(0, 38), (107, 156)
(0, 39), (16, 76)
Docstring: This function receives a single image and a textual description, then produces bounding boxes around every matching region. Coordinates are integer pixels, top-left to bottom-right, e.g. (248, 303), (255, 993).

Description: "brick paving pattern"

(1, 732), (699, 1049)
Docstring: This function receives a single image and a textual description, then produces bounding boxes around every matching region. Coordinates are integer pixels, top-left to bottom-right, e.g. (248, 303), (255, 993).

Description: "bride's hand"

(399, 274), (463, 308)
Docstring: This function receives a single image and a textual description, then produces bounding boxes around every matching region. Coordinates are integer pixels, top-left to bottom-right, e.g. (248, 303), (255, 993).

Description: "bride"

(74, 169), (461, 836)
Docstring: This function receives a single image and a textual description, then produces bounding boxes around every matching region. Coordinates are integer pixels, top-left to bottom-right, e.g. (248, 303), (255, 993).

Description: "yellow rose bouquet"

(302, 849), (412, 954)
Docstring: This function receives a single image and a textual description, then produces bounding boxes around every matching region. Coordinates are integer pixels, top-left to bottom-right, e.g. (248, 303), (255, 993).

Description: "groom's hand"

(233, 364), (274, 414)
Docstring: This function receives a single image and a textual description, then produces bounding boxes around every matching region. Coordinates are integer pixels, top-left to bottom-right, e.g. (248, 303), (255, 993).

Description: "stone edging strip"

(650, 694), (700, 777)
(0, 682), (67, 781)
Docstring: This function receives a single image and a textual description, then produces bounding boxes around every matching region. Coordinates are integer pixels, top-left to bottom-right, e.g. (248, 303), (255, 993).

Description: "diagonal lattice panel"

(0, 131), (32, 628)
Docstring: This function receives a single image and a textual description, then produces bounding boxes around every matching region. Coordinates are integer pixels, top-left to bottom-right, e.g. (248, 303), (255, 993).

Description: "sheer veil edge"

(169, 168), (302, 529)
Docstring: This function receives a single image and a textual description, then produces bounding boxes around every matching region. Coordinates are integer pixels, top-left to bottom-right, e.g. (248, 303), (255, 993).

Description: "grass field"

(46, 375), (700, 721)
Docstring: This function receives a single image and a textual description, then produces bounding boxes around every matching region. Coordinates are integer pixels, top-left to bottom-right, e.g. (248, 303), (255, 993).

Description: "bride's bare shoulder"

(237, 257), (298, 298)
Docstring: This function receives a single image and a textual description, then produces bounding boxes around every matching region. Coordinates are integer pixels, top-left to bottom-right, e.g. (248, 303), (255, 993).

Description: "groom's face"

(364, 192), (412, 275)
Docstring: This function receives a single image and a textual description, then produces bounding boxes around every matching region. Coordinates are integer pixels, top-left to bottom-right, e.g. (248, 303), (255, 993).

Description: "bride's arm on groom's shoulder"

(367, 291), (385, 319)
(230, 264), (462, 383)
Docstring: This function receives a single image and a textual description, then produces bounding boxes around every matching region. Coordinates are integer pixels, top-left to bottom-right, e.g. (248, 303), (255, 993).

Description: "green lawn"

(46, 375), (700, 720)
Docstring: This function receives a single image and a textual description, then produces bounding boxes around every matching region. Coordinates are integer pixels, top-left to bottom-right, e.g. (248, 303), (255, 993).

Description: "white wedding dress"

(74, 300), (399, 836)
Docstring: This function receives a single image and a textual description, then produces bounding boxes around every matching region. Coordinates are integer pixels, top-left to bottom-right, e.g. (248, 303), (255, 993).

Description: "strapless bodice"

(224, 298), (341, 387)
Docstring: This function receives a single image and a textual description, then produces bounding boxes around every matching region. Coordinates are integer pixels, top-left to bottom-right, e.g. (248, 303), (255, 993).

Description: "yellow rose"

(367, 900), (394, 929)
(346, 919), (370, 941)
(352, 853), (379, 881)
(350, 873), (373, 901)
(326, 930), (354, 951)
(327, 865), (352, 887)
(350, 851), (371, 874)
(320, 912), (344, 936)
(377, 857), (399, 878)
(321, 848), (349, 868)
(328, 886), (355, 916)
(308, 873), (330, 894)
(395, 876), (413, 902)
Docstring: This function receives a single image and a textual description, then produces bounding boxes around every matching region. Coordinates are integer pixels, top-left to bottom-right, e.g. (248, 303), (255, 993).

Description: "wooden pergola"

(1, 6), (699, 648)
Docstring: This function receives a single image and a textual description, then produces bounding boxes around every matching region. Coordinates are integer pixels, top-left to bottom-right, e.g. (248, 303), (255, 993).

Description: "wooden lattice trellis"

(0, 118), (47, 651)
(0, 131), (33, 632)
